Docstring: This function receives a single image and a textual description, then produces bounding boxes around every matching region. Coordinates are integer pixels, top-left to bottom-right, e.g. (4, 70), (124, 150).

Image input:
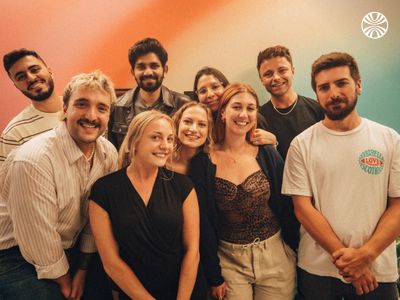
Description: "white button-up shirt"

(0, 122), (117, 279)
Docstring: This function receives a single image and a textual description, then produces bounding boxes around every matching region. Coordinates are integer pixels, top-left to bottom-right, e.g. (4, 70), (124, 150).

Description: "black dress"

(90, 167), (206, 300)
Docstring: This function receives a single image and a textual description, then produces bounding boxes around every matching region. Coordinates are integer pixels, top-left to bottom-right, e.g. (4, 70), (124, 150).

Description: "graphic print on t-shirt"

(359, 149), (384, 175)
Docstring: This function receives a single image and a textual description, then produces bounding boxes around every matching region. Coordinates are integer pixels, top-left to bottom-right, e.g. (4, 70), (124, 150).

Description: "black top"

(189, 146), (299, 286)
(90, 167), (205, 299)
(259, 95), (324, 160)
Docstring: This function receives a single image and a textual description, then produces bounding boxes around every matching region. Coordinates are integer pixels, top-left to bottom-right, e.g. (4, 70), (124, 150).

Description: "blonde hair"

(172, 102), (214, 156)
(118, 110), (174, 168)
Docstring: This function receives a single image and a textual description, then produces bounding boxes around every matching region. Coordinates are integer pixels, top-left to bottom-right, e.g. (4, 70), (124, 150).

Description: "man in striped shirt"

(0, 71), (118, 299)
(0, 48), (62, 167)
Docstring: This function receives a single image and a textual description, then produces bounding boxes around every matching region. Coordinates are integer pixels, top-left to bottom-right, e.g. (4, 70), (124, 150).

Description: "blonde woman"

(167, 102), (213, 175)
(189, 83), (298, 300)
(89, 110), (205, 299)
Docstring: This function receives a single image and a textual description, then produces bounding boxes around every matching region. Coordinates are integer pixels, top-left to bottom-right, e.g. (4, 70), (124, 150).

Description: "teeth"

(79, 121), (97, 128)
(235, 121), (248, 126)
(154, 153), (167, 158)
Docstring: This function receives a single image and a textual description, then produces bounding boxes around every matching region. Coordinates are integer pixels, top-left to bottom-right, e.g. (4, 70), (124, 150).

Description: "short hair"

(193, 67), (230, 97)
(215, 83), (259, 143)
(118, 110), (174, 168)
(63, 70), (116, 107)
(3, 48), (46, 74)
(128, 38), (168, 69)
(311, 52), (360, 92)
(172, 102), (214, 154)
(257, 45), (293, 71)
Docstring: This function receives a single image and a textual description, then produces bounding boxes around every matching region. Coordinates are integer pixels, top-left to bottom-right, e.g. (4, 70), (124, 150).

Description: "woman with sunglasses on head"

(193, 67), (277, 147)
(89, 110), (205, 300)
(189, 83), (298, 300)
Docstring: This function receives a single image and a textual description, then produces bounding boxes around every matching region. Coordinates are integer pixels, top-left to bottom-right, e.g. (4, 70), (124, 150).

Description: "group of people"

(0, 37), (398, 300)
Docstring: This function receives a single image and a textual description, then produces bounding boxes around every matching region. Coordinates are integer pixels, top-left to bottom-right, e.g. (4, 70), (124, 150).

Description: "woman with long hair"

(167, 102), (213, 175)
(189, 83), (298, 300)
(89, 110), (205, 300)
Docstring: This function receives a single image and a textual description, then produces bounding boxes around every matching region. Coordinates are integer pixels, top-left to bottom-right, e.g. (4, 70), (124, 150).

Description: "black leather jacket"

(108, 85), (190, 149)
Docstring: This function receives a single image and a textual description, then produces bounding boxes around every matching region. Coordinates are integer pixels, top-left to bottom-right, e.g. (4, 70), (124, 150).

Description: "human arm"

(250, 128), (277, 146)
(188, 153), (225, 287)
(176, 189), (200, 300)
(333, 196), (400, 280)
(88, 201), (155, 300)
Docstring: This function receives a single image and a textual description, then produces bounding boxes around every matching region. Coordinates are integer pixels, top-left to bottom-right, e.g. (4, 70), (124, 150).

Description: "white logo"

(361, 12), (388, 39)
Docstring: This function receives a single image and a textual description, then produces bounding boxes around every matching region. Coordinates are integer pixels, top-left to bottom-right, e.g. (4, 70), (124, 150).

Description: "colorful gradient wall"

(1, 0), (399, 131)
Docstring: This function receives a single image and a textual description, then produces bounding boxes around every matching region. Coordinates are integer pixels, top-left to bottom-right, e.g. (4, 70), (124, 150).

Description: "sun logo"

(361, 12), (388, 39)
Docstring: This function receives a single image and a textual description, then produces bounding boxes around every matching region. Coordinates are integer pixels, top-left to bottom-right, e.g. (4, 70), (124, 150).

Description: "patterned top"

(215, 169), (280, 244)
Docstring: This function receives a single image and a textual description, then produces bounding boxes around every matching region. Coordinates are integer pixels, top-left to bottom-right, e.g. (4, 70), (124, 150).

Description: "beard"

(322, 96), (358, 121)
(22, 77), (55, 102)
(136, 74), (164, 93)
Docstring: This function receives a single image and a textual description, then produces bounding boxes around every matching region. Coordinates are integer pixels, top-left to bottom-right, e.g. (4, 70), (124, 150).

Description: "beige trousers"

(218, 231), (296, 300)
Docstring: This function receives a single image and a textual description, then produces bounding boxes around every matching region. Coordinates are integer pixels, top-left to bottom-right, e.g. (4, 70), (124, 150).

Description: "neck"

(78, 142), (95, 159)
(222, 132), (250, 152)
(139, 88), (162, 106)
(168, 145), (198, 174)
(271, 90), (297, 109)
(322, 110), (361, 132)
(32, 93), (63, 113)
(127, 160), (158, 181)
(179, 145), (198, 162)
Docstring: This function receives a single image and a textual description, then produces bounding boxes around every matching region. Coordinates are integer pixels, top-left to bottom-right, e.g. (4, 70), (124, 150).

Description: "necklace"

(271, 97), (298, 116)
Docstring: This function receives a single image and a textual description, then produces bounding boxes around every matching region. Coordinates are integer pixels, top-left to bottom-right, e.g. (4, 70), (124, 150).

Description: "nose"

(189, 123), (198, 132)
(143, 67), (153, 76)
(271, 72), (280, 80)
(206, 88), (215, 99)
(85, 105), (97, 120)
(26, 71), (36, 82)
(238, 109), (248, 118)
(329, 86), (341, 99)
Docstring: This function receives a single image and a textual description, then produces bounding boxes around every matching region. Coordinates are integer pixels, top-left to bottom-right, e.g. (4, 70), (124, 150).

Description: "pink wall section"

(0, 0), (230, 131)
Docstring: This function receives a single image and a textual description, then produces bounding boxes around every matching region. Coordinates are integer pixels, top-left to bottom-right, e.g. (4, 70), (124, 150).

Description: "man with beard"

(0, 71), (118, 299)
(1, 49), (62, 166)
(257, 45), (324, 160)
(282, 52), (400, 299)
(109, 38), (190, 149)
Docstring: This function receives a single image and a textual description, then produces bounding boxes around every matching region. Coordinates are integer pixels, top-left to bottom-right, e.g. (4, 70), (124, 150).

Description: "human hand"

(211, 282), (226, 300)
(69, 269), (87, 300)
(351, 267), (378, 295)
(250, 129), (277, 146)
(54, 273), (72, 299)
(332, 247), (373, 280)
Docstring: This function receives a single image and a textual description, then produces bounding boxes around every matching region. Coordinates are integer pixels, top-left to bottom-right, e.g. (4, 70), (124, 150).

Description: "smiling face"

(132, 52), (167, 93)
(315, 65), (361, 121)
(196, 74), (225, 112)
(258, 56), (294, 98)
(177, 106), (209, 149)
(8, 55), (55, 102)
(222, 92), (257, 137)
(134, 118), (174, 167)
(63, 86), (111, 154)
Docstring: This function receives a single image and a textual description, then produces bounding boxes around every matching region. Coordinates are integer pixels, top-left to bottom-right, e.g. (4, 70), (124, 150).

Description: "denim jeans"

(0, 246), (65, 300)
(296, 267), (399, 300)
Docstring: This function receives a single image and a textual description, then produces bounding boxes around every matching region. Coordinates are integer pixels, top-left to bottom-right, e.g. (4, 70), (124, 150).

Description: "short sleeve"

(89, 176), (111, 212)
(171, 170), (193, 203)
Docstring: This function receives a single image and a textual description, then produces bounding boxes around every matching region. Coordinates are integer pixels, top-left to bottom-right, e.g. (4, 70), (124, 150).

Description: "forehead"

(69, 86), (112, 105)
(182, 106), (208, 120)
(8, 55), (47, 75)
(135, 52), (162, 65)
(229, 92), (257, 105)
(197, 74), (220, 87)
(315, 66), (352, 85)
(145, 118), (173, 133)
(259, 56), (292, 71)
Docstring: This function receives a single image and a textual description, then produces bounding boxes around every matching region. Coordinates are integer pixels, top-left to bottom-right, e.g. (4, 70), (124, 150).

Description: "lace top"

(215, 169), (280, 244)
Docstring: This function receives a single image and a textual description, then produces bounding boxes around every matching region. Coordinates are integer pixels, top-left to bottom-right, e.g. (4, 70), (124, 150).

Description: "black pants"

(296, 267), (399, 300)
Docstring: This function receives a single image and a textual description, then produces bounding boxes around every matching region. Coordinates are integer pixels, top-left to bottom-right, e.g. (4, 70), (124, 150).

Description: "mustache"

(27, 79), (45, 90)
(139, 74), (158, 81)
(328, 97), (348, 106)
(78, 119), (100, 128)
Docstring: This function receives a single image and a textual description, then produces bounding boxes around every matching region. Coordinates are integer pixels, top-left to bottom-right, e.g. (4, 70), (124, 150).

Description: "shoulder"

(94, 168), (125, 187)
(259, 101), (273, 115)
(298, 95), (324, 114)
(363, 118), (399, 140)
(162, 86), (191, 105)
(258, 144), (283, 163)
(97, 136), (118, 159)
(1, 106), (36, 139)
(114, 88), (135, 107)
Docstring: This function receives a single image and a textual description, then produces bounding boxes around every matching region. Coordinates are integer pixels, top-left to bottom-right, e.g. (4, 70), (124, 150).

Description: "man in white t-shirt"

(282, 52), (400, 299)
(0, 48), (62, 167)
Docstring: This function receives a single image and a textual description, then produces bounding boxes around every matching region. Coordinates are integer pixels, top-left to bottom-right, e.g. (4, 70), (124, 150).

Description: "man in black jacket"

(109, 38), (190, 149)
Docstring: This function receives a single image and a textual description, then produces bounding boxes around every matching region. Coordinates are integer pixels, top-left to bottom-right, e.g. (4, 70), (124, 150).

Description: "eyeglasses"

(196, 83), (224, 96)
